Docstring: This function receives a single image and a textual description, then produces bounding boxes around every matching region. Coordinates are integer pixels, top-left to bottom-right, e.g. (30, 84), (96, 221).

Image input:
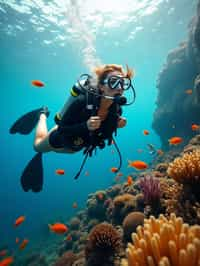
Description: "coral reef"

(53, 251), (77, 266)
(85, 223), (122, 266)
(121, 213), (200, 266)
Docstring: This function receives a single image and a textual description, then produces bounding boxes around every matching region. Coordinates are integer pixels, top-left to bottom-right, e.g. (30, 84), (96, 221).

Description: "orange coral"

(167, 150), (200, 184)
(121, 213), (200, 266)
(114, 194), (135, 206)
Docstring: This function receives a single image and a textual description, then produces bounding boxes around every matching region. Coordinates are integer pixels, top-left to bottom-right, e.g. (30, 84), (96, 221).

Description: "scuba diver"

(9, 64), (136, 192)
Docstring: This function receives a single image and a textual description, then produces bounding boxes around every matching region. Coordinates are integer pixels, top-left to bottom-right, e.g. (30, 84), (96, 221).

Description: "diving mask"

(101, 75), (131, 91)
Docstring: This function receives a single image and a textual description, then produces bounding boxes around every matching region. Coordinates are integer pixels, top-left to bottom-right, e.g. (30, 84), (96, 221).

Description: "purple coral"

(139, 175), (162, 206)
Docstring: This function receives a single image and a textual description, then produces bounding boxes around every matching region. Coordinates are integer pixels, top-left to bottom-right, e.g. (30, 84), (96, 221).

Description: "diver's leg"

(33, 114), (52, 153)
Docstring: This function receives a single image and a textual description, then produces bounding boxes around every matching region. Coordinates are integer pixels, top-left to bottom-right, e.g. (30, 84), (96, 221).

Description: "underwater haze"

(0, 0), (198, 264)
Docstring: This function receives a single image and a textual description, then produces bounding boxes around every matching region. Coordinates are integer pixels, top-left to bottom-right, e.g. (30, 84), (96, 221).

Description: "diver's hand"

(87, 116), (101, 131)
(117, 117), (127, 128)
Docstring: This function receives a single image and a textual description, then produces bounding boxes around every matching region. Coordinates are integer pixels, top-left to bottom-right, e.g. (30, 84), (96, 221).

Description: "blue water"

(0, 0), (198, 258)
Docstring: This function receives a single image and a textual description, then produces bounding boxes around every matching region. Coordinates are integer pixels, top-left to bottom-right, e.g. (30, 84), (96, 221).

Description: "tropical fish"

(114, 176), (120, 182)
(65, 235), (72, 241)
(191, 124), (200, 131)
(14, 216), (25, 227)
(55, 169), (65, 175)
(0, 250), (7, 257)
(157, 149), (164, 156)
(116, 172), (123, 177)
(48, 223), (68, 234)
(128, 160), (148, 170)
(0, 256), (14, 266)
(31, 80), (45, 87)
(185, 89), (192, 94)
(110, 167), (118, 173)
(127, 176), (133, 186)
(85, 171), (90, 176)
(168, 137), (183, 145)
(72, 202), (78, 209)
(19, 239), (29, 250)
(137, 149), (143, 153)
(15, 238), (19, 244)
(143, 130), (149, 135)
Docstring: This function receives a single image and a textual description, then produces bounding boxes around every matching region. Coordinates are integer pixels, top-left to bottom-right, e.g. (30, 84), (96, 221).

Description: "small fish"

(0, 250), (7, 257)
(31, 80), (45, 87)
(168, 137), (183, 145)
(15, 238), (19, 244)
(72, 202), (78, 209)
(157, 149), (164, 156)
(110, 167), (118, 173)
(111, 149), (115, 154)
(55, 169), (65, 175)
(137, 149), (143, 153)
(65, 235), (72, 241)
(128, 160), (148, 170)
(48, 223), (68, 234)
(115, 176), (120, 182)
(116, 172), (123, 177)
(19, 239), (29, 250)
(85, 171), (90, 176)
(185, 89), (192, 94)
(191, 124), (200, 131)
(143, 130), (149, 135)
(14, 216), (25, 227)
(111, 140), (114, 144)
(127, 176), (134, 186)
(0, 256), (14, 266)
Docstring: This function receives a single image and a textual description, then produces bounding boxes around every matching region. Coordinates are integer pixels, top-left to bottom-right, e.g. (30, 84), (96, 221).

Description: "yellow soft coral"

(121, 213), (200, 266)
(167, 150), (200, 184)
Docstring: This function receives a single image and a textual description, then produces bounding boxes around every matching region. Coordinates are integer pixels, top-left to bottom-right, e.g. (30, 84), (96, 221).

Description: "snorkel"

(77, 73), (136, 106)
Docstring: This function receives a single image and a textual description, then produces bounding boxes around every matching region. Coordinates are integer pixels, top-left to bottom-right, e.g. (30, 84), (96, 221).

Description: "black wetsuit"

(49, 93), (122, 152)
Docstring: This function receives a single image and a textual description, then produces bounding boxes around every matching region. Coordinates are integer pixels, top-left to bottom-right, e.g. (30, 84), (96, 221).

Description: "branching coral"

(121, 213), (200, 266)
(85, 223), (122, 266)
(167, 150), (200, 185)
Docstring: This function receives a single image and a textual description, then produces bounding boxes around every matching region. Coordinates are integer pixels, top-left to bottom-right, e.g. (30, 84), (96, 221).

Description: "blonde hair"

(93, 64), (134, 83)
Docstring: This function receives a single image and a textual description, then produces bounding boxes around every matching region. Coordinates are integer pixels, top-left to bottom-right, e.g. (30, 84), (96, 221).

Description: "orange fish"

(72, 202), (78, 209)
(55, 169), (65, 175)
(143, 130), (149, 135)
(49, 223), (68, 234)
(0, 256), (14, 266)
(185, 89), (192, 94)
(31, 80), (45, 87)
(110, 167), (118, 173)
(19, 239), (29, 250)
(157, 149), (164, 156)
(15, 238), (19, 244)
(117, 172), (123, 177)
(65, 235), (72, 241)
(128, 160), (148, 170)
(127, 176), (133, 186)
(0, 250), (7, 257)
(168, 137), (183, 145)
(85, 171), (90, 176)
(14, 216), (25, 227)
(191, 124), (200, 131)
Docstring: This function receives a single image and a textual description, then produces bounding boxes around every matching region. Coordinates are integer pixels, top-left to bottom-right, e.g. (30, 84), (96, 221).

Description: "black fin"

(9, 108), (43, 135)
(20, 153), (43, 192)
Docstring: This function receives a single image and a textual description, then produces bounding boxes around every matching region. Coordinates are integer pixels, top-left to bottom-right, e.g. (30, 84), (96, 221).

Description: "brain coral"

(122, 212), (145, 242)
(167, 149), (200, 185)
(121, 213), (200, 266)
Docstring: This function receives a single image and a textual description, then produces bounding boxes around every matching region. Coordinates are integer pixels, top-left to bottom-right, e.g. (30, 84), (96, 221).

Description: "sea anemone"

(139, 175), (162, 211)
(121, 213), (200, 266)
(85, 222), (121, 266)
